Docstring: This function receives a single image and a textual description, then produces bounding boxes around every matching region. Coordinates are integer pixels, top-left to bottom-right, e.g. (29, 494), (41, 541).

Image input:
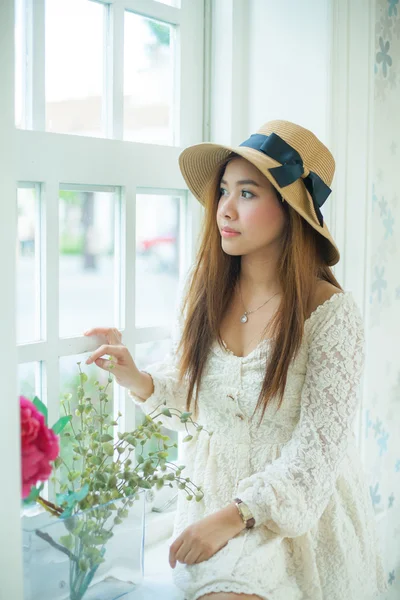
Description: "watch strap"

(234, 497), (255, 529)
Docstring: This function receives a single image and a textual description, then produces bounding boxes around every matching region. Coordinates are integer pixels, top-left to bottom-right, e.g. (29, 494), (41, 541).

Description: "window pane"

(135, 339), (178, 463)
(157, 0), (180, 6)
(124, 12), (176, 145)
(15, 0), (27, 129)
(59, 188), (116, 338)
(58, 354), (115, 490)
(136, 193), (180, 328)
(45, 0), (105, 137)
(18, 362), (39, 399)
(17, 186), (40, 344)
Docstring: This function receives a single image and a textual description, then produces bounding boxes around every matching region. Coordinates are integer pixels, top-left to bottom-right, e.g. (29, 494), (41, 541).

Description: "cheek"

(242, 202), (284, 232)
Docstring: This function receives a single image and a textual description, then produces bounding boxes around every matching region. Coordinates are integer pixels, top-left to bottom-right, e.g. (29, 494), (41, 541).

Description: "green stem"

(149, 405), (212, 436)
(35, 529), (77, 562)
(60, 455), (76, 494)
(36, 495), (63, 516)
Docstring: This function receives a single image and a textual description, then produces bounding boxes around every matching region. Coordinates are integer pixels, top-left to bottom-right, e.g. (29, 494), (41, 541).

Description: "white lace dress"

(129, 291), (388, 600)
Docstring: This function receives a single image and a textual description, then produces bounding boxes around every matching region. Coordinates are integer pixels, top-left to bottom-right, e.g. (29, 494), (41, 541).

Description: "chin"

(221, 246), (242, 256)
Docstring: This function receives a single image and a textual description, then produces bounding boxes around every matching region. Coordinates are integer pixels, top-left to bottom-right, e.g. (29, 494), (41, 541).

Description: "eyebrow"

(220, 178), (261, 187)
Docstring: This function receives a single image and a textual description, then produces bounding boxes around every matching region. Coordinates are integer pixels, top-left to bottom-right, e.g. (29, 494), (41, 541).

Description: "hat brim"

(178, 142), (340, 266)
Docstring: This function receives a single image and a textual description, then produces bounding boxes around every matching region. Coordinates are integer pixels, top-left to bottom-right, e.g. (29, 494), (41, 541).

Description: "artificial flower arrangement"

(21, 359), (209, 600)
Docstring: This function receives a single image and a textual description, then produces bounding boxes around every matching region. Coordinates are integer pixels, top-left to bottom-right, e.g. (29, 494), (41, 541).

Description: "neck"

(239, 255), (282, 297)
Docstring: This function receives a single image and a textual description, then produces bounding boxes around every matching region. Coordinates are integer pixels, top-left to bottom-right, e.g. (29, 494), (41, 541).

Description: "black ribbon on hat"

(239, 132), (331, 227)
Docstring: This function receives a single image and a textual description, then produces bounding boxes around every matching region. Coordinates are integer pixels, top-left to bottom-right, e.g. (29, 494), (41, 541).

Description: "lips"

(221, 228), (241, 238)
(222, 227), (240, 233)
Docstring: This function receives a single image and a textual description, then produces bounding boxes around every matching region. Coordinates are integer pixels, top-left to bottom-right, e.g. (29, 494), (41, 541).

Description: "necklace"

(238, 280), (280, 324)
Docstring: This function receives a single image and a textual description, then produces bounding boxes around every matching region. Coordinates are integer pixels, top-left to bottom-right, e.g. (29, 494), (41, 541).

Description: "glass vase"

(22, 491), (145, 600)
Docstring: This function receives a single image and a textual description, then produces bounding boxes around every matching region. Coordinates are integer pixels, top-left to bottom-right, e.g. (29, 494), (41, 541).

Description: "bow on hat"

(239, 132), (331, 227)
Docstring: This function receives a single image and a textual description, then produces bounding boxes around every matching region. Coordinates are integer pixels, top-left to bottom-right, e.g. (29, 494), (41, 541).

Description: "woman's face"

(216, 157), (287, 257)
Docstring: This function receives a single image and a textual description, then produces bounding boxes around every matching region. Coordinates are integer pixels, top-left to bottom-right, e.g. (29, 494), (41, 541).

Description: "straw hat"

(178, 119), (340, 266)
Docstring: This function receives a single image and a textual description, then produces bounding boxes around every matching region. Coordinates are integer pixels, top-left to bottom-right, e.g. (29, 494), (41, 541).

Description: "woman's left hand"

(169, 503), (246, 568)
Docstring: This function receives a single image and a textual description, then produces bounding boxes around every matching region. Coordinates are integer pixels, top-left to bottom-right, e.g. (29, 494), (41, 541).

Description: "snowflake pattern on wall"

(375, 0), (400, 100)
(368, 3), (400, 592)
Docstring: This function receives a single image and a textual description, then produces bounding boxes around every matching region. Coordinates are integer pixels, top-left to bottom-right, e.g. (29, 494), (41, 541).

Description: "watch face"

(239, 502), (253, 521)
(234, 498), (255, 527)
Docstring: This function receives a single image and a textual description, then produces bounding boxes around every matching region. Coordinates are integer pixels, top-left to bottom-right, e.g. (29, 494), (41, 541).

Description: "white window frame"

(1, 2), (23, 597)
(13, 0), (206, 553)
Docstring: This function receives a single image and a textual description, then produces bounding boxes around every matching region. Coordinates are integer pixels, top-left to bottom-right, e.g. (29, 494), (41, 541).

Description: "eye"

(219, 187), (254, 199)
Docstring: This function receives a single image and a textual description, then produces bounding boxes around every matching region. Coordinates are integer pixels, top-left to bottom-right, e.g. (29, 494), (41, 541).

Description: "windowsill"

(138, 509), (185, 600)
(139, 537), (185, 599)
(144, 505), (176, 547)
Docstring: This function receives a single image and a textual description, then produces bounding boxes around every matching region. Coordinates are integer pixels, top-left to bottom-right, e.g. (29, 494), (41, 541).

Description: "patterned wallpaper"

(366, 0), (400, 595)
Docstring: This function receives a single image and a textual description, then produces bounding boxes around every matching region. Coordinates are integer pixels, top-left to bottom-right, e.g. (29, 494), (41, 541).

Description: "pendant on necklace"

(240, 313), (248, 324)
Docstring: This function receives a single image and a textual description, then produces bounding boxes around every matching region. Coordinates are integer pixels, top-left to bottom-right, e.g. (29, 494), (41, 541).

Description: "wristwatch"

(233, 497), (255, 529)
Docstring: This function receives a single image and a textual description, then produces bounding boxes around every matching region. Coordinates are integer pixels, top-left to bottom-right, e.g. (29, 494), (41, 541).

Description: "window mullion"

(116, 0), (180, 25)
(28, 0), (45, 130)
(42, 179), (60, 431)
(178, 0), (204, 147)
(109, 2), (124, 139)
(119, 180), (137, 434)
(35, 182), (43, 341)
(43, 358), (61, 503)
(114, 187), (124, 334)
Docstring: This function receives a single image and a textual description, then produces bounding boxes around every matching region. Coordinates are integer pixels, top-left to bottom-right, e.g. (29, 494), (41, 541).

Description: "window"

(58, 185), (118, 338)
(44, 0), (105, 137)
(124, 11), (176, 144)
(16, 184), (40, 343)
(15, 0), (205, 523)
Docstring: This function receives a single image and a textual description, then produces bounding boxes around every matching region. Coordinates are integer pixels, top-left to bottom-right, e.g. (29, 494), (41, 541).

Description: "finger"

(86, 345), (124, 365)
(169, 546), (177, 568)
(181, 548), (202, 566)
(169, 549), (176, 569)
(84, 327), (122, 343)
(84, 327), (114, 336)
(92, 357), (116, 371)
(193, 551), (207, 564)
(169, 538), (183, 568)
(174, 541), (191, 566)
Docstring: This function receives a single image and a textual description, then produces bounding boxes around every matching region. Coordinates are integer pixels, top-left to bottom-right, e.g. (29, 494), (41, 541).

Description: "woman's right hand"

(83, 327), (140, 390)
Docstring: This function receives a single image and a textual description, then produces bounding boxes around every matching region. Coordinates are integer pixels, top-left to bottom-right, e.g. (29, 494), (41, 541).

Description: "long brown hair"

(175, 153), (342, 425)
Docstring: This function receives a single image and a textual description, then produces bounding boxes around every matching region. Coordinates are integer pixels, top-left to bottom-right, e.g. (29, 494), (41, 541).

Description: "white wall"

(210, 0), (335, 226)
(246, 0), (336, 258)
(247, 0), (331, 142)
(366, 0), (400, 594)
(209, 0), (249, 145)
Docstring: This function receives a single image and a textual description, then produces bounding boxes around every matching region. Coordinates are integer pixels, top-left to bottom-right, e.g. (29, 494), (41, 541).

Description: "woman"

(84, 120), (388, 600)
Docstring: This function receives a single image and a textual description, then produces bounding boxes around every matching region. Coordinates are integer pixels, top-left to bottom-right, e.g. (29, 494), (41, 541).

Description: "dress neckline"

(216, 290), (349, 360)
(220, 337), (271, 360)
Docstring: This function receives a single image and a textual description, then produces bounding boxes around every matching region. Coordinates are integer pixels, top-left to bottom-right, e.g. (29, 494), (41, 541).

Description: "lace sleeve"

(128, 268), (195, 434)
(236, 293), (366, 538)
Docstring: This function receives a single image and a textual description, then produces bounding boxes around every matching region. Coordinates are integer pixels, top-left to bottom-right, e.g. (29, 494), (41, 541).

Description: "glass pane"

(58, 354), (115, 489)
(157, 0), (180, 6)
(45, 0), (105, 137)
(18, 362), (38, 399)
(15, 0), (27, 129)
(135, 339), (178, 462)
(124, 11), (176, 145)
(17, 186), (40, 343)
(136, 193), (180, 328)
(59, 188), (116, 338)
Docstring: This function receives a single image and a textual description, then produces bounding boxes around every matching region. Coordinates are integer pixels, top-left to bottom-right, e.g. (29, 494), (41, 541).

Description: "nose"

(218, 191), (238, 217)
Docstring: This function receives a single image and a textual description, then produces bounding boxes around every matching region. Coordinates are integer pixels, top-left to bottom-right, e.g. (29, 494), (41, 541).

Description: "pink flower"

(20, 396), (60, 499)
